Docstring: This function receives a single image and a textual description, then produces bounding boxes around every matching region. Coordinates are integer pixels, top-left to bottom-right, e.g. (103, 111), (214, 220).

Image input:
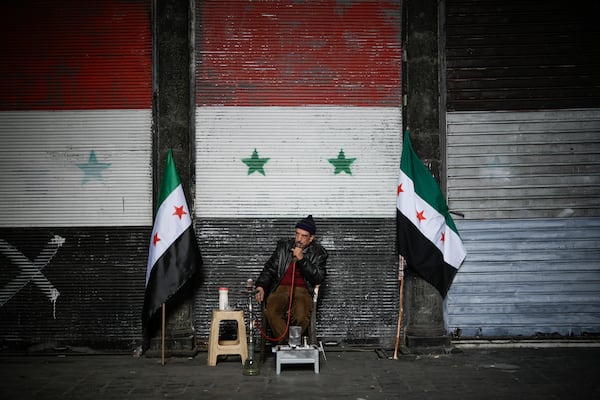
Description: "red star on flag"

(440, 232), (446, 242)
(416, 210), (426, 222)
(172, 205), (187, 219)
(153, 233), (161, 246)
(397, 183), (404, 196)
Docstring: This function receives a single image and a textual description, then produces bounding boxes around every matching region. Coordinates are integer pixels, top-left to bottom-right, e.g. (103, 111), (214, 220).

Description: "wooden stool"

(207, 309), (248, 366)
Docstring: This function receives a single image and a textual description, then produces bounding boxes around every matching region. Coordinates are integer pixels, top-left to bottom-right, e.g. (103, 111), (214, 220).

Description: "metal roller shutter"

(194, 0), (403, 345)
(444, 0), (600, 338)
(0, 0), (152, 348)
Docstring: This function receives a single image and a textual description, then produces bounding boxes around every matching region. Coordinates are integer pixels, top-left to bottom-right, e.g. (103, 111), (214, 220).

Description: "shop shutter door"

(194, 0), (403, 345)
(0, 0), (152, 347)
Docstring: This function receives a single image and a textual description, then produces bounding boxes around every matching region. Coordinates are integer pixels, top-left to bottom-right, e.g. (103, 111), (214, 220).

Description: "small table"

(274, 345), (319, 374)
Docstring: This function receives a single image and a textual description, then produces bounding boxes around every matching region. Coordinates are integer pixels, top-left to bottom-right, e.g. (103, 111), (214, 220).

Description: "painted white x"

(0, 235), (64, 311)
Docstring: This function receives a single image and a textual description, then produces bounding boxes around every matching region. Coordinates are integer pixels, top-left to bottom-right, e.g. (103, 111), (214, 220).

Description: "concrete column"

(403, 0), (451, 350)
(147, 0), (197, 356)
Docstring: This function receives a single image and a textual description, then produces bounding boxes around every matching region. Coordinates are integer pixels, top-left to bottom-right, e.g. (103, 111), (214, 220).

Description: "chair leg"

(309, 285), (320, 345)
(309, 302), (317, 345)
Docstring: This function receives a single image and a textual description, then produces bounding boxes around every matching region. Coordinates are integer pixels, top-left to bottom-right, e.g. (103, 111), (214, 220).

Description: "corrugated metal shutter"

(447, 218), (600, 337)
(0, 0), (152, 348)
(447, 109), (600, 220)
(444, 0), (600, 338)
(0, 0), (152, 228)
(194, 0), (403, 345)
(445, 109), (600, 337)
(0, 227), (149, 346)
(445, 0), (600, 111)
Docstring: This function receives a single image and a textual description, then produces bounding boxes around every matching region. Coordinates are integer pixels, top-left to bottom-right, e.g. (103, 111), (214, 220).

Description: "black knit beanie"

(295, 215), (316, 235)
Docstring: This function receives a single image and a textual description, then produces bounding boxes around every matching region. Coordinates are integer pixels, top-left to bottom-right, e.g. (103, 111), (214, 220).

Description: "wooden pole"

(161, 303), (166, 366)
(393, 256), (406, 360)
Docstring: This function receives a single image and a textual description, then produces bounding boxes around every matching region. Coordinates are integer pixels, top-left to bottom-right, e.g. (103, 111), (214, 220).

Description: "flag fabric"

(142, 150), (202, 328)
(396, 131), (466, 297)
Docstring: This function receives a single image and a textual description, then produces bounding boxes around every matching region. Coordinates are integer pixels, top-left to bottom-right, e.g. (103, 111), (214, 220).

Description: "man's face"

(294, 228), (314, 249)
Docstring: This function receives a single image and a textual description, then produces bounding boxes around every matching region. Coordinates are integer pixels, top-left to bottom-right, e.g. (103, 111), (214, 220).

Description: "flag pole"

(161, 303), (166, 366)
(393, 256), (405, 360)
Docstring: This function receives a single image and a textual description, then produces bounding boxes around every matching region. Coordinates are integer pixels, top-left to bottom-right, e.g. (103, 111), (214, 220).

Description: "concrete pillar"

(403, 0), (451, 350)
(147, 0), (197, 356)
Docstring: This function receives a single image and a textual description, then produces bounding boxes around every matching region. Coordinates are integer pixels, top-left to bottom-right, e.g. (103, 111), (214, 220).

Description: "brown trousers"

(264, 285), (313, 340)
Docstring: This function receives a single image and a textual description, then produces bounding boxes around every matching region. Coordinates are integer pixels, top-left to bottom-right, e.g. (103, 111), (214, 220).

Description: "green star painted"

(77, 150), (111, 184)
(242, 148), (270, 175)
(328, 149), (356, 175)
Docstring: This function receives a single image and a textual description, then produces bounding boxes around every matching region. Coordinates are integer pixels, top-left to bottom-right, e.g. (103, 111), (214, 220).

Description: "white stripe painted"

(446, 108), (600, 219)
(0, 110), (152, 227)
(146, 185), (192, 284)
(397, 170), (465, 269)
(195, 106), (401, 217)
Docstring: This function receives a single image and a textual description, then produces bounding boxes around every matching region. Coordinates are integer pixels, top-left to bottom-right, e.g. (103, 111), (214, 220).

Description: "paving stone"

(0, 348), (599, 399)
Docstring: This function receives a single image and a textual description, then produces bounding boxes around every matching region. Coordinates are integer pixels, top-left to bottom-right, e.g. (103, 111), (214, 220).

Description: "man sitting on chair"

(255, 215), (328, 342)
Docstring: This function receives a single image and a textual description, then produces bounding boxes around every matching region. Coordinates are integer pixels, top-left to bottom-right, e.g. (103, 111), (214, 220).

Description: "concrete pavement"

(1, 346), (599, 399)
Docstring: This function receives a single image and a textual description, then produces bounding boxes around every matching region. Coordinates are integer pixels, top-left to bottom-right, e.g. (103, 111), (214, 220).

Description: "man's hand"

(292, 246), (304, 260)
(255, 286), (265, 304)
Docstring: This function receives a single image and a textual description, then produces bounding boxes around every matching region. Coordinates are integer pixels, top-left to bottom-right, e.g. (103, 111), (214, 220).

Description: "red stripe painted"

(0, 0), (151, 111)
(197, 0), (402, 106)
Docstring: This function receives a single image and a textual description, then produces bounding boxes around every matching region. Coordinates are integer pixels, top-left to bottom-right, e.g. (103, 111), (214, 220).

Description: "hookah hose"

(255, 260), (296, 342)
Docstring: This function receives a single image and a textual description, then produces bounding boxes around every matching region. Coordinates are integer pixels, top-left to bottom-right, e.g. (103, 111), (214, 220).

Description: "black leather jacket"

(256, 238), (328, 297)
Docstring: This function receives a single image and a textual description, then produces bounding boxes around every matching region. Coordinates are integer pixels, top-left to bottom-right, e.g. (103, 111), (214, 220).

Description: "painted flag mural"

(396, 132), (467, 297)
(196, 107), (401, 217)
(196, 0), (402, 218)
(0, 0), (152, 227)
(143, 150), (202, 328)
(194, 1), (403, 341)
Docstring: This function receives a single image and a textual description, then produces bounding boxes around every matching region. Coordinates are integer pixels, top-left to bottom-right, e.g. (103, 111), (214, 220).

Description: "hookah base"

(242, 359), (260, 376)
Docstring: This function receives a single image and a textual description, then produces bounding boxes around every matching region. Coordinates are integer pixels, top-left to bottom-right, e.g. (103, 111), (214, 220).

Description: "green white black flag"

(142, 150), (202, 328)
(396, 132), (466, 297)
